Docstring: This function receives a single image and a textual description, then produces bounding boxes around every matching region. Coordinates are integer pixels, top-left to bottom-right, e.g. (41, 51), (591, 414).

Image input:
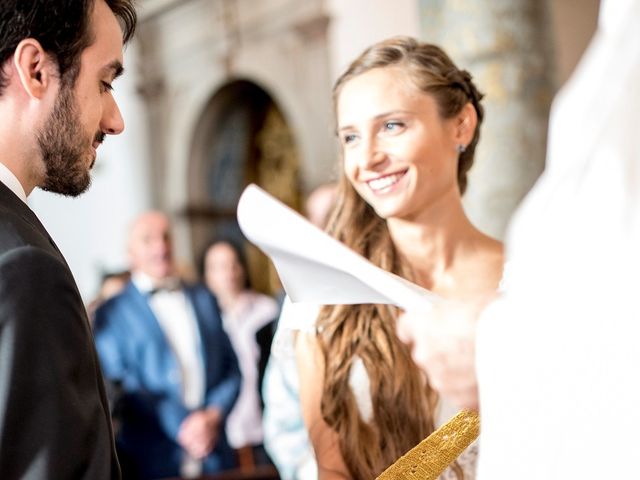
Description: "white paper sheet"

(237, 184), (440, 311)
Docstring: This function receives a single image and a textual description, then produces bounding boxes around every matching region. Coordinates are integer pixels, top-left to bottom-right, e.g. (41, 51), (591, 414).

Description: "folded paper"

(237, 184), (440, 311)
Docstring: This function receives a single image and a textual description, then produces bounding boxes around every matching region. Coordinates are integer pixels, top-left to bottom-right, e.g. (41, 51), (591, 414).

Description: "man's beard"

(37, 84), (101, 197)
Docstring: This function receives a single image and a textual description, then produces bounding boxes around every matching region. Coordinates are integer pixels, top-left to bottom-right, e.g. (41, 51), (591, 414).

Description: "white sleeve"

(271, 296), (321, 359)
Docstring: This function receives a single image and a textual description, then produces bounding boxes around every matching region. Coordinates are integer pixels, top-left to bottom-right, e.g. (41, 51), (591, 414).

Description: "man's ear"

(13, 38), (57, 100)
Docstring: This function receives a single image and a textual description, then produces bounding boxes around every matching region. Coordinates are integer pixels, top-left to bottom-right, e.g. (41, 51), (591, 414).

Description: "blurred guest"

(87, 270), (131, 321)
(86, 270), (132, 435)
(304, 183), (338, 231)
(94, 211), (241, 479)
(262, 183), (337, 480)
(203, 239), (279, 469)
(100, 270), (132, 299)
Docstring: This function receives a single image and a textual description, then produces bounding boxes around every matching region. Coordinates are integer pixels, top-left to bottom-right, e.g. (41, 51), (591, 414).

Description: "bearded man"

(0, 1), (136, 478)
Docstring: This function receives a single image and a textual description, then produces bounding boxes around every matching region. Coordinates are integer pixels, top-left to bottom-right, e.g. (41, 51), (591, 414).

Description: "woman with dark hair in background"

(203, 239), (279, 469)
(292, 37), (504, 479)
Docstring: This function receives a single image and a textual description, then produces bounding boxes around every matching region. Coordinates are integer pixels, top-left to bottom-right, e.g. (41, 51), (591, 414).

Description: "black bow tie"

(148, 279), (181, 296)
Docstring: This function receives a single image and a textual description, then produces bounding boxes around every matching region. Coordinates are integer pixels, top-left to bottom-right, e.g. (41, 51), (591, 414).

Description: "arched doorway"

(187, 80), (301, 295)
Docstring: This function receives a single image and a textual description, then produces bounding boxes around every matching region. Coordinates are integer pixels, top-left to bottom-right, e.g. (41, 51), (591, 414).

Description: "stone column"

(420, 0), (555, 239)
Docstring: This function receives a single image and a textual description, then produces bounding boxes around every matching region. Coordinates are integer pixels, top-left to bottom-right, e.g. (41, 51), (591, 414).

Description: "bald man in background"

(94, 212), (241, 479)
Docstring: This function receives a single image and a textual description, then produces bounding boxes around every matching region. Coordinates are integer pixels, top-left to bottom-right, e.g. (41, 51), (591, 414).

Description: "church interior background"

(28, 0), (600, 299)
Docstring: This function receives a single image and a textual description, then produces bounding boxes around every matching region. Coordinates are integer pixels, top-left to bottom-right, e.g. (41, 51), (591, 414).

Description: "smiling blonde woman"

(293, 37), (504, 480)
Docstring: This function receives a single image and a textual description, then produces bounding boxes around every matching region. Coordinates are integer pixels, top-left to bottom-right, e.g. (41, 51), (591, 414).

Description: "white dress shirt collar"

(0, 162), (27, 204)
(131, 271), (180, 294)
(131, 271), (156, 294)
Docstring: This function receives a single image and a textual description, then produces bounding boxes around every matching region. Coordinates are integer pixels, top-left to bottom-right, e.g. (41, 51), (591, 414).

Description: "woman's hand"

(396, 301), (485, 411)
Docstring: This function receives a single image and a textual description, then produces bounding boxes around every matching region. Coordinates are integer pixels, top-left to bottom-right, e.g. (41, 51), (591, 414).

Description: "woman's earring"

(456, 144), (467, 154)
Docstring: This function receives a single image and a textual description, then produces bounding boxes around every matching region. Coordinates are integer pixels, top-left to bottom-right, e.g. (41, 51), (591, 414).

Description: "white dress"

(476, 1), (640, 478)
(275, 298), (477, 479)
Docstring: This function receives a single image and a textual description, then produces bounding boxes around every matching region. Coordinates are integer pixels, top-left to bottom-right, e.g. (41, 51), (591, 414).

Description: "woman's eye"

(342, 133), (357, 145)
(101, 81), (114, 93)
(384, 121), (404, 132)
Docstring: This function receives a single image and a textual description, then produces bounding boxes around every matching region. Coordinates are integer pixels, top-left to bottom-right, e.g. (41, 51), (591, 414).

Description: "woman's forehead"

(337, 68), (434, 125)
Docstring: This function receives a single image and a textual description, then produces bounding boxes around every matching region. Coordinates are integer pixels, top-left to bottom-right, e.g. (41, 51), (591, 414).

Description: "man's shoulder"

(0, 244), (67, 276)
(0, 247), (75, 307)
(95, 284), (137, 317)
(183, 281), (209, 294)
(94, 283), (164, 341)
(183, 283), (224, 322)
(0, 205), (50, 254)
(0, 246), (81, 328)
(183, 282), (217, 304)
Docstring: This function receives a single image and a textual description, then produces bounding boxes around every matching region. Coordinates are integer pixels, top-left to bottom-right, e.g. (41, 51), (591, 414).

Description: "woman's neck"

(215, 289), (245, 314)
(386, 192), (494, 292)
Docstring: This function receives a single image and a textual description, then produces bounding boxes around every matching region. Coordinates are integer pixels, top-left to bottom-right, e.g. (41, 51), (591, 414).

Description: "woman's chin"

(368, 196), (411, 220)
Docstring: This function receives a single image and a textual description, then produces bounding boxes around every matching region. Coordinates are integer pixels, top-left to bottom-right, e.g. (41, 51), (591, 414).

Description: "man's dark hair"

(0, 0), (137, 95)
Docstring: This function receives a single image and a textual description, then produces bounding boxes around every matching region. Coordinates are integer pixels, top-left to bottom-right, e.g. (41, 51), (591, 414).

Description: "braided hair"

(333, 36), (484, 195)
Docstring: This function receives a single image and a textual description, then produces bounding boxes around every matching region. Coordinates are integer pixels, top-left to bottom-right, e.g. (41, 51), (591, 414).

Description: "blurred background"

(29, 0), (600, 300)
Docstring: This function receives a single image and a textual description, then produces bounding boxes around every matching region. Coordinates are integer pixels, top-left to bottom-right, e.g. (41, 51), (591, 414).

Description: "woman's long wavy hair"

(316, 37), (484, 479)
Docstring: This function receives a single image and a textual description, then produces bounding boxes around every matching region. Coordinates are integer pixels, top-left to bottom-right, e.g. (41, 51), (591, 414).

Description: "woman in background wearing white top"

(203, 239), (279, 469)
(294, 37), (504, 479)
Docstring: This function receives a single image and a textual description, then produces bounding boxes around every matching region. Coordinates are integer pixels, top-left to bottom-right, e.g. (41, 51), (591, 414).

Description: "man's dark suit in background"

(94, 282), (241, 479)
(93, 211), (241, 479)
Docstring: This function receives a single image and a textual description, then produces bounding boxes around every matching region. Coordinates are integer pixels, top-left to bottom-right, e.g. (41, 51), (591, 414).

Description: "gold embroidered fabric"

(376, 410), (480, 480)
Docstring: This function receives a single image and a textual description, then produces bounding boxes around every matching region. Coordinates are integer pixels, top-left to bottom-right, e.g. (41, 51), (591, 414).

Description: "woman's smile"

(366, 169), (408, 194)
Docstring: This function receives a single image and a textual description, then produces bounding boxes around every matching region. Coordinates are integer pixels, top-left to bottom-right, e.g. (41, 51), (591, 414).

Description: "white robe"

(476, 1), (640, 478)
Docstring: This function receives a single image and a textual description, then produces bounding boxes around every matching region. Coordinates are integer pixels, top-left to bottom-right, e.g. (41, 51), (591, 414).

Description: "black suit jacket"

(0, 181), (120, 479)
